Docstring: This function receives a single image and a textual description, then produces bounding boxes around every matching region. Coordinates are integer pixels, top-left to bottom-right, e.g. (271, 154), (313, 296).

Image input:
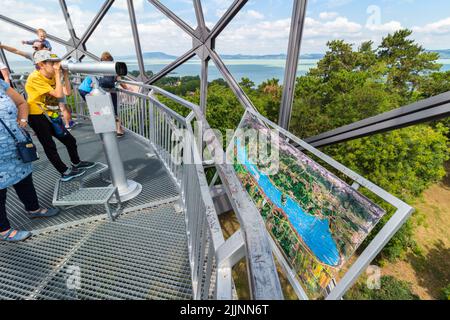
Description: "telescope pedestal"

(100, 131), (142, 203)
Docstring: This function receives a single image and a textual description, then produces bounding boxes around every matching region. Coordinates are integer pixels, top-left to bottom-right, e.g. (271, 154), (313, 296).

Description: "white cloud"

(366, 21), (403, 33)
(319, 12), (339, 20)
(247, 10), (264, 20)
(413, 17), (450, 35)
(1, 0), (449, 59)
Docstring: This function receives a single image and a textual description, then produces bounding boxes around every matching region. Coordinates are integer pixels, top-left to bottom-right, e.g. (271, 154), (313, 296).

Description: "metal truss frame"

(0, 0), (447, 301)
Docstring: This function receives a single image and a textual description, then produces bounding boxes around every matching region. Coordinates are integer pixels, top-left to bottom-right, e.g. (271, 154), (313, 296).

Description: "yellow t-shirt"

(25, 70), (60, 115)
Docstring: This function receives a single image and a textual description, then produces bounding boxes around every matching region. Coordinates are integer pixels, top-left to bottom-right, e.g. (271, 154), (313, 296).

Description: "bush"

(345, 276), (420, 300)
(441, 284), (450, 300)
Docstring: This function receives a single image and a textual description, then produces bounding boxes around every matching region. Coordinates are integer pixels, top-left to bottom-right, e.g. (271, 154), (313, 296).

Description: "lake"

(6, 58), (450, 85)
(235, 137), (340, 266)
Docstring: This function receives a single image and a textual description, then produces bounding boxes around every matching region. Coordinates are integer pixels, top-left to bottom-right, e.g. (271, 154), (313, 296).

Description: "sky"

(0, 0), (450, 60)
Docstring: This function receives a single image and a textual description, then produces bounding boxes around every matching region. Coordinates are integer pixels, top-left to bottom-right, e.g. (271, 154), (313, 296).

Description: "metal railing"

(55, 78), (231, 299)
(117, 80), (284, 300)
(99, 84), (233, 299)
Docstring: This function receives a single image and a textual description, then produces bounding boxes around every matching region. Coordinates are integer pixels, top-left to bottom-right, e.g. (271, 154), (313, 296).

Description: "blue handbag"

(0, 118), (39, 163)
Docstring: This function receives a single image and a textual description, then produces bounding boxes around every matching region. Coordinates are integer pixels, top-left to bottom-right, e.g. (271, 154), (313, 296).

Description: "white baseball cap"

(33, 50), (61, 64)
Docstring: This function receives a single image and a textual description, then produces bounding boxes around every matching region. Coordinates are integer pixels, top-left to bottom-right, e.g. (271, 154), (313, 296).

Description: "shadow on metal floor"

(5, 121), (179, 232)
(1, 121), (192, 300)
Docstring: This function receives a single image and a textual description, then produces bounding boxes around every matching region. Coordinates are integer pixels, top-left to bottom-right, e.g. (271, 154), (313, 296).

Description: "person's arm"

(44, 40), (52, 51)
(47, 62), (64, 99)
(0, 44), (29, 59)
(0, 68), (11, 85)
(6, 86), (29, 128)
(21, 40), (34, 45)
(62, 69), (71, 96)
(117, 76), (129, 90)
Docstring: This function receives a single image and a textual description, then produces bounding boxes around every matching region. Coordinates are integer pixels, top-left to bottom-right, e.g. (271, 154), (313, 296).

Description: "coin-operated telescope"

(61, 61), (128, 76)
(71, 61), (141, 206)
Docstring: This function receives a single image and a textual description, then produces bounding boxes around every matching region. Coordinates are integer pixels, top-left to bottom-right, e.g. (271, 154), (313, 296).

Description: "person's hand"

(17, 119), (28, 128)
(52, 62), (61, 71)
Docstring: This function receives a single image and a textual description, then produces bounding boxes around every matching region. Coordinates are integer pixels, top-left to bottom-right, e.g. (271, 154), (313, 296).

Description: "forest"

(153, 29), (449, 299)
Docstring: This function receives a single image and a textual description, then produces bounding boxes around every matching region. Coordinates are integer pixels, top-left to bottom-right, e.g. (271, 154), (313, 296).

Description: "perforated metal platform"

(0, 203), (192, 300)
(5, 121), (179, 232)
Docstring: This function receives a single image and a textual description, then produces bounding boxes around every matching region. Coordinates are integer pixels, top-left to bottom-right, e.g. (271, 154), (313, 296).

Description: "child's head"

(37, 28), (47, 41)
(100, 51), (114, 62)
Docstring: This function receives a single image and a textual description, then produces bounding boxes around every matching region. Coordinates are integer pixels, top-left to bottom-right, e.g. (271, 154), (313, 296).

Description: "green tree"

(377, 29), (441, 101)
(289, 33), (449, 262)
(441, 284), (450, 300)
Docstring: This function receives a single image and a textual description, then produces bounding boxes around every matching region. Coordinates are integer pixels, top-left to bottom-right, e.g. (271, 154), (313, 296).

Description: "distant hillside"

(429, 49), (450, 59)
(119, 52), (177, 60)
(118, 52), (325, 60)
(114, 50), (450, 61)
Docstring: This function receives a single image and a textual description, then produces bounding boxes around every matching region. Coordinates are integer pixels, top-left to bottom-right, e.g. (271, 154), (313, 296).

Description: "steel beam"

(59, 0), (79, 43)
(77, 0), (115, 48)
(148, 0), (200, 41)
(304, 91), (450, 148)
(146, 47), (198, 84)
(207, 48), (256, 111)
(278, 0), (308, 129)
(200, 58), (209, 113)
(127, 0), (147, 81)
(208, 0), (248, 42)
(193, 0), (206, 30)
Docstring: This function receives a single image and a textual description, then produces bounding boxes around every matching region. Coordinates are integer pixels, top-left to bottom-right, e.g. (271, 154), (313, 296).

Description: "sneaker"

(61, 167), (85, 182)
(69, 120), (78, 127)
(65, 120), (78, 131)
(27, 208), (60, 219)
(0, 229), (32, 242)
(73, 161), (96, 170)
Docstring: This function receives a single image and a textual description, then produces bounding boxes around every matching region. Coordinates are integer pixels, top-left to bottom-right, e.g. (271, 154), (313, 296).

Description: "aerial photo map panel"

(231, 112), (386, 299)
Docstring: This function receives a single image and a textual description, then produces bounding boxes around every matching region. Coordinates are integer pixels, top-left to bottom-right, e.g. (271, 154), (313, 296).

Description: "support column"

(278, 0), (308, 130)
(127, 0), (147, 81)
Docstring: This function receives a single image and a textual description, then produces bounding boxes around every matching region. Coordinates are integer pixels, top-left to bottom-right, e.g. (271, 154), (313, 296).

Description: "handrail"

(117, 80), (284, 300)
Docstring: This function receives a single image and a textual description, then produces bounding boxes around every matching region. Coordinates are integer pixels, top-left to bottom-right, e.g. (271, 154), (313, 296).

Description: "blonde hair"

(100, 51), (114, 62)
(36, 28), (47, 36)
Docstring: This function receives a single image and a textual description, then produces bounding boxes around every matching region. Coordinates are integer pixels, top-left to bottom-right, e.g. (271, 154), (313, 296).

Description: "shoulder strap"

(36, 103), (53, 121)
(0, 118), (18, 142)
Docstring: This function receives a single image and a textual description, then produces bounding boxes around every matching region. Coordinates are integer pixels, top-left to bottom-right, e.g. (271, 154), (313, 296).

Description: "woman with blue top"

(0, 79), (59, 242)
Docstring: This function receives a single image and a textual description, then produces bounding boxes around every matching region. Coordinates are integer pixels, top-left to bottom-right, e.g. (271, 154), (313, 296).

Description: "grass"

(380, 179), (450, 299)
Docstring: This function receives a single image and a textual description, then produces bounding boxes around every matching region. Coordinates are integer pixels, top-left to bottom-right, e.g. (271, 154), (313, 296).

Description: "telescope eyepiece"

(115, 62), (128, 77)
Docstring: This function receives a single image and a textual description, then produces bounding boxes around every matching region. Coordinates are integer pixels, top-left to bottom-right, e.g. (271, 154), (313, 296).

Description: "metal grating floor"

(0, 203), (193, 300)
(5, 121), (179, 232)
